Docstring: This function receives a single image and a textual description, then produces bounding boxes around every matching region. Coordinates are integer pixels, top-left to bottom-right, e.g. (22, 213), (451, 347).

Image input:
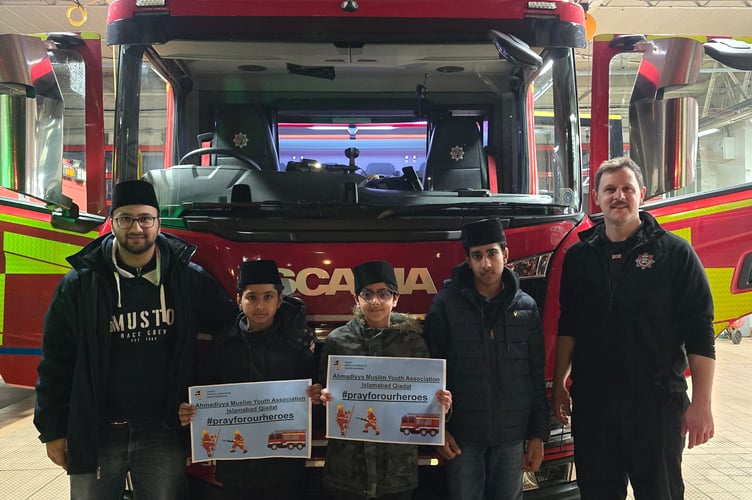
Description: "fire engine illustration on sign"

(399, 414), (440, 437)
(267, 429), (307, 450)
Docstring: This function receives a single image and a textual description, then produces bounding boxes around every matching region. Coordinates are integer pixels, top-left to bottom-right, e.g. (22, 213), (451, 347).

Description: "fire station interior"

(5, 1), (752, 219)
(1, 2), (752, 500)
(2, 1), (749, 150)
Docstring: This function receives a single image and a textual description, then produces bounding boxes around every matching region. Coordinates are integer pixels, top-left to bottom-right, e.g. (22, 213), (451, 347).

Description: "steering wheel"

(402, 166), (424, 191)
(179, 147), (262, 171)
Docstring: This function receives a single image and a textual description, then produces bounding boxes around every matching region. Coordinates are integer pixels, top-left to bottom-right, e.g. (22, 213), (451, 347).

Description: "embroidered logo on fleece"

(635, 252), (655, 270)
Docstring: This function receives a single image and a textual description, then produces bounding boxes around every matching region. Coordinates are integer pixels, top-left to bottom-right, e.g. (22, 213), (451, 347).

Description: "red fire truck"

(268, 429), (308, 450)
(587, 33), (752, 337)
(400, 414), (440, 437)
(2, 0), (752, 498)
(0, 32), (106, 388)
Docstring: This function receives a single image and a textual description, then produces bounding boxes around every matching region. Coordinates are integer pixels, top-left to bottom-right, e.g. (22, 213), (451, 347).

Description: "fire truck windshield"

(113, 34), (582, 219)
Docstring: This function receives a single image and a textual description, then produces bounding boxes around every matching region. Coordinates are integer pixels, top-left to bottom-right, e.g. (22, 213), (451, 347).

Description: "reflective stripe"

(0, 212), (99, 237)
(654, 197), (752, 226)
(4, 232), (80, 273)
(0, 347), (42, 355)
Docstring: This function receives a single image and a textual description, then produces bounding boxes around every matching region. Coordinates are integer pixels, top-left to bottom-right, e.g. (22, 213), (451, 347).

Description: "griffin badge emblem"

(635, 252), (655, 270)
(233, 132), (249, 148)
(449, 145), (465, 161)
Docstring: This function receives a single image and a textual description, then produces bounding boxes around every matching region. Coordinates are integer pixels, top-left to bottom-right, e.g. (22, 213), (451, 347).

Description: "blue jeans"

(445, 439), (524, 500)
(69, 422), (185, 500)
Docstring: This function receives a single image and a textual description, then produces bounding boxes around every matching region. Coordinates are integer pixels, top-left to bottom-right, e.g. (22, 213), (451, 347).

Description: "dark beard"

(117, 235), (156, 255)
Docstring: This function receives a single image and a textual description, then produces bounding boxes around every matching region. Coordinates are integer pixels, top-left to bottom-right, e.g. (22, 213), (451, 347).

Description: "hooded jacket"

(34, 232), (236, 474)
(320, 310), (428, 498)
(202, 296), (315, 488)
(558, 211), (715, 399)
(424, 263), (549, 445)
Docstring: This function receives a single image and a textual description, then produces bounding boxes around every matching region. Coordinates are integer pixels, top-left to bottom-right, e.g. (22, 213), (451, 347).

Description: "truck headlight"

(507, 252), (552, 279)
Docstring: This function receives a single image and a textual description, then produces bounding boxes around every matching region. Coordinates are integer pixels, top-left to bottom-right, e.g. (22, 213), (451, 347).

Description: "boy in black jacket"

(424, 219), (549, 500)
(179, 259), (321, 500)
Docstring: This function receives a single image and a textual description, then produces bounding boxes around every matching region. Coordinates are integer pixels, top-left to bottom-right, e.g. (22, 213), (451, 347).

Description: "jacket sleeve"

(318, 337), (333, 387)
(287, 298), (316, 382)
(297, 344), (316, 382)
(557, 248), (580, 339)
(199, 324), (234, 385)
(404, 330), (430, 359)
(34, 272), (80, 443)
(526, 304), (550, 442)
(423, 293), (450, 360)
(671, 239), (715, 359)
(194, 265), (237, 334)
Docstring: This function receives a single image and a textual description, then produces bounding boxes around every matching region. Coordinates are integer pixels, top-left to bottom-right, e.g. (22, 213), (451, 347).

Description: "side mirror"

(628, 37), (704, 199)
(630, 96), (698, 198)
(0, 34), (71, 210)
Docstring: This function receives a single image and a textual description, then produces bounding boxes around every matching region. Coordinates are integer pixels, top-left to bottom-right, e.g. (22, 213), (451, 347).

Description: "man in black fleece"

(553, 157), (716, 500)
(424, 218), (549, 500)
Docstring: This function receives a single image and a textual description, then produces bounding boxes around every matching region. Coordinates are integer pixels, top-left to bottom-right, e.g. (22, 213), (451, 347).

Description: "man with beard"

(424, 218), (549, 500)
(552, 157), (715, 499)
(34, 180), (236, 499)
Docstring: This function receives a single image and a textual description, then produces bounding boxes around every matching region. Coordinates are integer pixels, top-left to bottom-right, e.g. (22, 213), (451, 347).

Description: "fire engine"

(268, 429), (308, 450)
(400, 414), (440, 437)
(1, 0), (751, 498)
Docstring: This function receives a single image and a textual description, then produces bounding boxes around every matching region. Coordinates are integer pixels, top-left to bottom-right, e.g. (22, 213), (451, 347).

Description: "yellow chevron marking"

(706, 267), (750, 322)
(654, 197), (752, 226)
(664, 220), (752, 331)
(0, 273), (4, 343)
(0, 213), (99, 238)
(669, 226), (691, 243)
(3, 232), (80, 272)
(6, 254), (70, 275)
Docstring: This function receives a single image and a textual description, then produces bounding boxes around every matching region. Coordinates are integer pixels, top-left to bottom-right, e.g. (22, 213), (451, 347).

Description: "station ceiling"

(0, 0), (749, 112)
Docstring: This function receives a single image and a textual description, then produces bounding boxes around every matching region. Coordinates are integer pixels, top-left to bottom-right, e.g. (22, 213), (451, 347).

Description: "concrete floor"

(0, 339), (750, 499)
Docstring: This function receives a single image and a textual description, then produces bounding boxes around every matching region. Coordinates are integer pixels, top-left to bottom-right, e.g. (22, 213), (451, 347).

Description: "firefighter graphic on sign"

(201, 429), (218, 458)
(229, 430), (248, 454)
(360, 407), (381, 436)
(336, 404), (354, 436)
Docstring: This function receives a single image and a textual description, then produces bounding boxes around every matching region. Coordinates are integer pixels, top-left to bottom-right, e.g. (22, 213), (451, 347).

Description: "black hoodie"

(34, 232), (236, 474)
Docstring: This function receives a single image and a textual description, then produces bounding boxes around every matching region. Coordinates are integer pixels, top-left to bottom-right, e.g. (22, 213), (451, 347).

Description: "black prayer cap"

(352, 261), (398, 295)
(238, 259), (282, 292)
(461, 218), (506, 250)
(111, 180), (159, 214)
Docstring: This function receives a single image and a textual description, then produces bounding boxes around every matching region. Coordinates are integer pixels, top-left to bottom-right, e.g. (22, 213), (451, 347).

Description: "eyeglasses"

(358, 288), (395, 303)
(113, 215), (158, 229)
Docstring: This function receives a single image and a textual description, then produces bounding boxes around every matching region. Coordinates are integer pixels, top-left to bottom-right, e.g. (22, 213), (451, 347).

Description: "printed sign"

(326, 355), (445, 445)
(188, 379), (311, 462)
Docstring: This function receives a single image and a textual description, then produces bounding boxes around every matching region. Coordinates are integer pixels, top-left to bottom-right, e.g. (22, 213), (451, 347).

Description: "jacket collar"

(66, 231), (196, 273)
(350, 308), (422, 337)
(579, 211), (665, 246)
(449, 261), (520, 302)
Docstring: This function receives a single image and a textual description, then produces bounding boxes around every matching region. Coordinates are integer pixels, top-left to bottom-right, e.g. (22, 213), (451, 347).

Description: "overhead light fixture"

(698, 128), (720, 138)
(527, 2), (557, 10)
(136, 0), (167, 6)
